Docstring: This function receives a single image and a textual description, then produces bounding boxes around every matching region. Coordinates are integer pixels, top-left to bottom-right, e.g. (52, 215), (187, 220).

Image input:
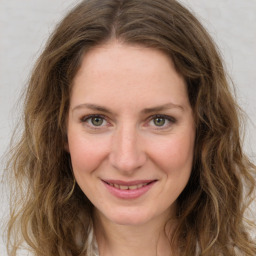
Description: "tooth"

(128, 185), (138, 190)
(120, 185), (129, 190)
(110, 182), (151, 190)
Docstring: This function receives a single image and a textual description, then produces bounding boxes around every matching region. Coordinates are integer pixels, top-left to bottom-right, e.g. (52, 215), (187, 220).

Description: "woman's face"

(67, 41), (195, 226)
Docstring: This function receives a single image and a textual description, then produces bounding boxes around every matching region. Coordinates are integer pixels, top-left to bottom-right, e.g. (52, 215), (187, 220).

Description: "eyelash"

(80, 114), (176, 129)
(80, 114), (109, 129)
(147, 114), (176, 129)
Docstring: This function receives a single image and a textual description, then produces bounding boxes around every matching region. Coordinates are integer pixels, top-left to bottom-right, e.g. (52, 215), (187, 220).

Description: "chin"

(111, 216), (147, 226)
(103, 208), (157, 226)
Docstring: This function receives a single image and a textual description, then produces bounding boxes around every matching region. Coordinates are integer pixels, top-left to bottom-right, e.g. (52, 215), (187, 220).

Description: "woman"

(6, 0), (256, 255)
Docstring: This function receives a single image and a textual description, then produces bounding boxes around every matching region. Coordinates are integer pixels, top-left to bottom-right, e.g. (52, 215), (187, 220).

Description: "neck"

(93, 210), (177, 256)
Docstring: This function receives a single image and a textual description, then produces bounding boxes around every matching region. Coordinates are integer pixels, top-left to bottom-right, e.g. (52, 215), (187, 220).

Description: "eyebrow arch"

(142, 103), (184, 114)
(72, 102), (184, 114)
(72, 103), (112, 114)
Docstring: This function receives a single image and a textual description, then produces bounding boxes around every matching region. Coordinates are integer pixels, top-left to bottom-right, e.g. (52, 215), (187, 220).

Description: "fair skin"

(66, 41), (195, 256)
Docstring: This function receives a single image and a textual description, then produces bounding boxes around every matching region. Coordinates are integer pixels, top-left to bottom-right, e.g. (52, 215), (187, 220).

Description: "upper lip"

(102, 179), (157, 186)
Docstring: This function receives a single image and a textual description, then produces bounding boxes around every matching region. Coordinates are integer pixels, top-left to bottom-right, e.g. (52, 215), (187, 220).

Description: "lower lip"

(102, 181), (156, 199)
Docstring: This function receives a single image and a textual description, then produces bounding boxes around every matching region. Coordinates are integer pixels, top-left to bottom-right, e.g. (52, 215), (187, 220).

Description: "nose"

(109, 125), (147, 174)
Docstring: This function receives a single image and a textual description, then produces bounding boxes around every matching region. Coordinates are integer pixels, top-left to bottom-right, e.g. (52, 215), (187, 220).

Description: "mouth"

(103, 180), (156, 190)
(102, 179), (157, 199)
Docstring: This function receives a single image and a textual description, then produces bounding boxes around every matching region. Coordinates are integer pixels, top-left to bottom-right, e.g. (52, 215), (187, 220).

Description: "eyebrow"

(72, 102), (184, 114)
(142, 103), (184, 114)
(72, 103), (112, 114)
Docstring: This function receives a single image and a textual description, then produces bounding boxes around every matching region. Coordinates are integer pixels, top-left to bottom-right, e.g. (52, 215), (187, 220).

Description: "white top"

(87, 228), (99, 256)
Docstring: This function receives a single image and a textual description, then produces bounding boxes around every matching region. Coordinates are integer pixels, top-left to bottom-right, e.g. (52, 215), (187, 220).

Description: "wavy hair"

(6, 0), (256, 255)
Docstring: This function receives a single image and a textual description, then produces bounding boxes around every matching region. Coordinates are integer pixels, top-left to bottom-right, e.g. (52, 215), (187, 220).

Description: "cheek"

(149, 133), (195, 174)
(68, 133), (109, 174)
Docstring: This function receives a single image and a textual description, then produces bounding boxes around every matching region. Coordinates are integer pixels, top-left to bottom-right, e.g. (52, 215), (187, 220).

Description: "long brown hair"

(6, 0), (256, 255)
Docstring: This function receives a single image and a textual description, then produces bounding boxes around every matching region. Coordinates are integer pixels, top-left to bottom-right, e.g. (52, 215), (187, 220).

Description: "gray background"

(1, 0), (256, 254)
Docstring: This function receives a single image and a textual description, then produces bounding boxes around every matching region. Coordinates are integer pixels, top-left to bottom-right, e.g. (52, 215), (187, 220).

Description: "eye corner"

(80, 114), (110, 129)
(146, 114), (177, 130)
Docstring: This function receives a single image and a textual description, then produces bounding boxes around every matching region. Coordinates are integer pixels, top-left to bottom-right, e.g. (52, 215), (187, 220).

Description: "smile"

(106, 182), (149, 190)
(102, 180), (157, 199)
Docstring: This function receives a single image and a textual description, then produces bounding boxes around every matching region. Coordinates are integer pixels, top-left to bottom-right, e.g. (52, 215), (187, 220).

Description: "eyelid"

(79, 113), (176, 130)
(80, 114), (110, 129)
(151, 114), (176, 122)
(80, 114), (106, 122)
(146, 114), (177, 129)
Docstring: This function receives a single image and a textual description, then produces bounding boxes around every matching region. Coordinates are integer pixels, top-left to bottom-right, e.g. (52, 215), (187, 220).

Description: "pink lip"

(102, 179), (157, 199)
(103, 179), (155, 186)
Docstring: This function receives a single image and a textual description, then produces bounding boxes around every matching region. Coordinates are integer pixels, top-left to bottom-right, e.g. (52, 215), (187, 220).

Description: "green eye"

(91, 117), (104, 126)
(153, 117), (166, 126)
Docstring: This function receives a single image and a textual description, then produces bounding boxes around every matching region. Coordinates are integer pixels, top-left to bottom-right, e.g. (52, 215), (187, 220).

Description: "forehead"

(75, 41), (175, 78)
(70, 41), (189, 110)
